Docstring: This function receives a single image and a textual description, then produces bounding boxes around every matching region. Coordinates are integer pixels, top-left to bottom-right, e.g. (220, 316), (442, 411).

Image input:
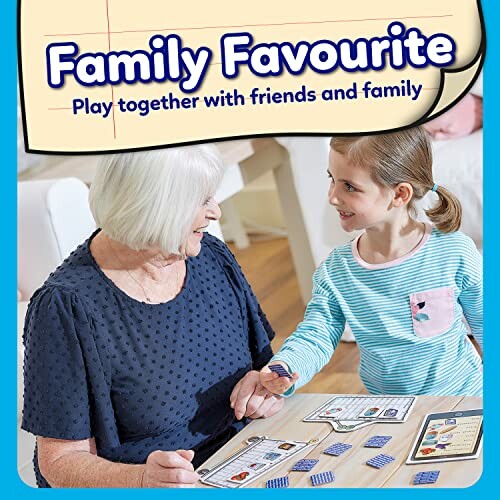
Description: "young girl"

(261, 127), (482, 397)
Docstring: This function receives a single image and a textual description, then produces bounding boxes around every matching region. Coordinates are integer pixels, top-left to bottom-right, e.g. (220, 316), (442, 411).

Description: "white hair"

(89, 145), (225, 255)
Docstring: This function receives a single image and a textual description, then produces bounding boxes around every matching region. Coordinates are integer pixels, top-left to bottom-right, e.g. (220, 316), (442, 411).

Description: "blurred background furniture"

(19, 141), (318, 303)
(17, 178), (96, 486)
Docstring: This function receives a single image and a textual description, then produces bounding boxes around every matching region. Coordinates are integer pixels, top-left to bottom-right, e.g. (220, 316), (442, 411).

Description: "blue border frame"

(5, 0), (498, 497)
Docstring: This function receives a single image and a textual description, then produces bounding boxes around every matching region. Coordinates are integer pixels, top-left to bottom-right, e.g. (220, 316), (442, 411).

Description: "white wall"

(278, 137), (353, 267)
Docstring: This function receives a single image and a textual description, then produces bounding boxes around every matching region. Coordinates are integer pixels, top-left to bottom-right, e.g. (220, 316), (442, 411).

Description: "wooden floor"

(228, 237), (367, 394)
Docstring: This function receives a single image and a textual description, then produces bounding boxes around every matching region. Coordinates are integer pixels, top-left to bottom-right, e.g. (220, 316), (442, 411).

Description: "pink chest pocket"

(409, 287), (455, 338)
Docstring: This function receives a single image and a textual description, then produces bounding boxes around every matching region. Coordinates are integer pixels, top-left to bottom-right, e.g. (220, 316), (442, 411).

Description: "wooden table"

(198, 394), (482, 488)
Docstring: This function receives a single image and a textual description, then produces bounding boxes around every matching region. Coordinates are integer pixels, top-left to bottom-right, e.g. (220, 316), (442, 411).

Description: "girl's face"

(186, 197), (221, 256)
(327, 149), (395, 232)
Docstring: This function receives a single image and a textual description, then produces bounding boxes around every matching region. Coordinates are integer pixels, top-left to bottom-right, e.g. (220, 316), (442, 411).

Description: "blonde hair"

(330, 127), (462, 233)
(89, 145), (225, 256)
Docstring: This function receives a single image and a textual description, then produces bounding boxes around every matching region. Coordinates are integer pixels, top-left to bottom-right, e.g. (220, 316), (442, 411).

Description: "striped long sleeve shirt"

(273, 224), (483, 396)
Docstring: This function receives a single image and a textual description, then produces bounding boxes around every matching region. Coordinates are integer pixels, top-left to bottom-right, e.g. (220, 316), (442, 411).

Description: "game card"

(378, 408), (401, 419)
(248, 462), (266, 471)
(227, 470), (255, 485)
(263, 452), (282, 461)
(277, 442), (297, 452)
(358, 406), (384, 418)
(318, 406), (346, 418)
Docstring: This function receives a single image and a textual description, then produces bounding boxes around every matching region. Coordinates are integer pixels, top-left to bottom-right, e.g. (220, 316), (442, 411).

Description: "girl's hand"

(260, 362), (299, 395)
(142, 449), (200, 487)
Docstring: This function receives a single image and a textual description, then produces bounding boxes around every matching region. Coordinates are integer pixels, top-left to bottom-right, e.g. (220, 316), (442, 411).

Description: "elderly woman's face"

(186, 197), (222, 256)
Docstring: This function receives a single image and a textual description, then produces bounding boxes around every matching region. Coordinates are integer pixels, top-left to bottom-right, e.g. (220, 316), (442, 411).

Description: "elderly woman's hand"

(142, 449), (200, 487)
(230, 370), (285, 420)
(36, 437), (200, 488)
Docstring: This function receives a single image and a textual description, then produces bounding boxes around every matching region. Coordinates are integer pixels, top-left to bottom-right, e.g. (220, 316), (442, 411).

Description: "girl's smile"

(338, 210), (355, 220)
(328, 149), (394, 232)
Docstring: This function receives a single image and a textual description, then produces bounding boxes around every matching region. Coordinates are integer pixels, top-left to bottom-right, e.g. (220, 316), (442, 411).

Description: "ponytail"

(330, 128), (463, 233)
(425, 185), (462, 233)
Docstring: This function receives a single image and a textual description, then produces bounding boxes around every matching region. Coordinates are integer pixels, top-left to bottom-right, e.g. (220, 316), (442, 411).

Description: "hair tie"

(431, 183), (439, 193)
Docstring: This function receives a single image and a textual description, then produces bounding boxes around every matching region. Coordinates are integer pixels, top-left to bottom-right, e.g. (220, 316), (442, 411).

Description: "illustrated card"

(226, 470), (255, 485)
(358, 406), (384, 419)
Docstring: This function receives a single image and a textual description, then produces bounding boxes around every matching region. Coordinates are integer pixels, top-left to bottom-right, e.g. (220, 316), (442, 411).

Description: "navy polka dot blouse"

(22, 231), (274, 487)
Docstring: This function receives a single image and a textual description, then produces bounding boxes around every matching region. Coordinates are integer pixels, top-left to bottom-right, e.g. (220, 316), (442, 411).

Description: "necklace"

(107, 237), (180, 303)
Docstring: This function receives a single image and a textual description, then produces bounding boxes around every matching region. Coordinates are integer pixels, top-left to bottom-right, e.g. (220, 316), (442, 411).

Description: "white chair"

(18, 177), (96, 300)
(17, 177), (96, 487)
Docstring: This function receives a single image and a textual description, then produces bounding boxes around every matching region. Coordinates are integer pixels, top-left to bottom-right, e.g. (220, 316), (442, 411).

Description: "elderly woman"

(22, 146), (284, 488)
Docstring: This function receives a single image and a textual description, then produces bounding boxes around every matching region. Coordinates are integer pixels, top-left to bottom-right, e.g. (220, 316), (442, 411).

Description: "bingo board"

(304, 395), (417, 431)
(199, 436), (318, 488)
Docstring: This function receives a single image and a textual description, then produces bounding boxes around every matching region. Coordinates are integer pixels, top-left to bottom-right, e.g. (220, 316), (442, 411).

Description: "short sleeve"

(22, 286), (121, 449)
(204, 235), (275, 370)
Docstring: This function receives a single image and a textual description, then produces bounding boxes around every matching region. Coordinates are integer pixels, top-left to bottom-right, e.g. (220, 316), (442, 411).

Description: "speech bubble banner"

(19, 0), (484, 153)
